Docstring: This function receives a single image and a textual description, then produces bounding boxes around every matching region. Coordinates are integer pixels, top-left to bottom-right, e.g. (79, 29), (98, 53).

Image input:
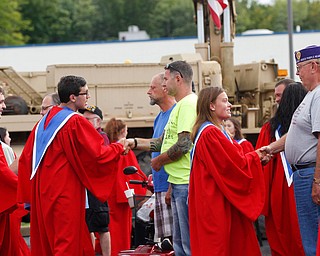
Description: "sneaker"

(158, 238), (173, 251)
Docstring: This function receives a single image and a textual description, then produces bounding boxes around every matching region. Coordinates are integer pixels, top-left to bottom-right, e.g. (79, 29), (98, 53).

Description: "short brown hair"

(275, 78), (294, 88)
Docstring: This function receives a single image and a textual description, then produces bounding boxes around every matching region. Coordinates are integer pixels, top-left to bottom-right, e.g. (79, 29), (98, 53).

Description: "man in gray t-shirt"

(285, 86), (320, 164)
(261, 45), (320, 255)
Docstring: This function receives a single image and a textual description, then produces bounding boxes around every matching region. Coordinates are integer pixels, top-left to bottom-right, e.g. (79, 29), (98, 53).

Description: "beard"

(149, 98), (157, 105)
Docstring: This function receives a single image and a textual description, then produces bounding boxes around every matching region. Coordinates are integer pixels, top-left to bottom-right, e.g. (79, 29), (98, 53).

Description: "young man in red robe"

(189, 87), (266, 256)
(0, 87), (30, 256)
(17, 75), (129, 256)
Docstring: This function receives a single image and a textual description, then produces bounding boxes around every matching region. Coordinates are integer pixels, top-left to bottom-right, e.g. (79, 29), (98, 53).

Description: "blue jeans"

(293, 167), (320, 256)
(171, 184), (190, 256)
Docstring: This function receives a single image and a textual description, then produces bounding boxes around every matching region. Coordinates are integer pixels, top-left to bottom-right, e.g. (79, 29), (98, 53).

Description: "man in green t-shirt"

(128, 61), (197, 255)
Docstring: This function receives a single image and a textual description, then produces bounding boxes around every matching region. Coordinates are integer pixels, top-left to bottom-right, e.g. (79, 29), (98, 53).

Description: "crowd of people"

(0, 44), (319, 256)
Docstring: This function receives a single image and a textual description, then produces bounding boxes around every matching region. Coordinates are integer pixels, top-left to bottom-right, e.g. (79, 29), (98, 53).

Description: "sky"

(256, 0), (274, 5)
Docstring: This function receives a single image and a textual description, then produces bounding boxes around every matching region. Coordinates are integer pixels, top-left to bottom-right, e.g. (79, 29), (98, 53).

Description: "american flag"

(208, 0), (228, 29)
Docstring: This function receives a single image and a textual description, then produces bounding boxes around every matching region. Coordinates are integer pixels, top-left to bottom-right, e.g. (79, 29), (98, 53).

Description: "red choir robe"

(255, 122), (304, 256)
(189, 124), (265, 256)
(9, 204), (30, 256)
(17, 107), (125, 256)
(108, 150), (147, 256)
(237, 139), (254, 154)
(0, 144), (30, 256)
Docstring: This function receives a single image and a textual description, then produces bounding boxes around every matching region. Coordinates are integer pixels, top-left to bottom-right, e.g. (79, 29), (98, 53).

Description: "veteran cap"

(78, 105), (103, 120)
(295, 45), (320, 64)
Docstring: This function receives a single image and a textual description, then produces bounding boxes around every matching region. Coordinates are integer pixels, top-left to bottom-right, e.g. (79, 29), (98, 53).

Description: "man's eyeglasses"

(41, 105), (53, 111)
(296, 61), (320, 72)
(164, 63), (183, 78)
(77, 91), (89, 96)
(296, 61), (313, 72)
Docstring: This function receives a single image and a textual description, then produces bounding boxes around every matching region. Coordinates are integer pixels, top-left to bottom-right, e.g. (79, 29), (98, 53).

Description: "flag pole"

(195, 2), (210, 61)
(223, 5), (231, 43)
(197, 2), (205, 44)
(221, 2), (235, 97)
(287, 0), (294, 78)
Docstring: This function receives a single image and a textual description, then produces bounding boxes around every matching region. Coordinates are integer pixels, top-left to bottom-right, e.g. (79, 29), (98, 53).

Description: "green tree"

(269, 0), (287, 31)
(55, 0), (98, 42)
(92, 0), (157, 40)
(20, 0), (98, 44)
(236, 0), (276, 32)
(92, 0), (195, 40)
(0, 0), (29, 45)
(236, 0), (320, 34)
(15, 0), (320, 45)
(300, 0), (320, 31)
(149, 0), (196, 38)
(235, 0), (253, 33)
(122, 0), (157, 34)
(91, 0), (125, 40)
(20, 0), (58, 43)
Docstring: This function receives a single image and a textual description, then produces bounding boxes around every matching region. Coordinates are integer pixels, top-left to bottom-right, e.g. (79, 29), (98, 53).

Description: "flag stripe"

(208, 0), (228, 29)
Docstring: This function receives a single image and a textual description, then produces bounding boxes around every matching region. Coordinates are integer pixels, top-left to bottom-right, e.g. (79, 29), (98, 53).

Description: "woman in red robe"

(105, 118), (147, 256)
(189, 87), (265, 256)
(225, 117), (254, 154)
(256, 82), (306, 256)
(0, 144), (30, 256)
(0, 86), (30, 256)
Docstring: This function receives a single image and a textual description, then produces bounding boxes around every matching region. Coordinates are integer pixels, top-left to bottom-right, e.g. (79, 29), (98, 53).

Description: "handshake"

(119, 137), (274, 166)
(255, 146), (273, 165)
(117, 138), (138, 155)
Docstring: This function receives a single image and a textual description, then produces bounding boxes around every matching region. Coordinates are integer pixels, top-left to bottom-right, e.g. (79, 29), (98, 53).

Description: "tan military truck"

(0, 1), (286, 152)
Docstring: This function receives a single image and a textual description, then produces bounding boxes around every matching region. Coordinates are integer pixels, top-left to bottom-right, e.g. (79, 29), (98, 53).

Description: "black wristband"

(134, 138), (137, 149)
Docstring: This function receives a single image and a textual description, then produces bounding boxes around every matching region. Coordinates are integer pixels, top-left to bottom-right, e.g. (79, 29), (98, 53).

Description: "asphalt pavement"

(23, 225), (272, 255)
(260, 240), (271, 256)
